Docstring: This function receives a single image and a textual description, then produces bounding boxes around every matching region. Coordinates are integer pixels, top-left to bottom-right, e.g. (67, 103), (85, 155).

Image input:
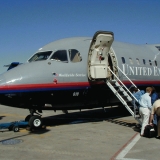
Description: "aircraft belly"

(0, 83), (120, 110)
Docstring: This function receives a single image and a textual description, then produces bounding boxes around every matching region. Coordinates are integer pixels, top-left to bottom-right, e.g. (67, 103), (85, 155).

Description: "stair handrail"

(107, 66), (138, 102)
(116, 66), (138, 89)
(107, 66), (141, 125)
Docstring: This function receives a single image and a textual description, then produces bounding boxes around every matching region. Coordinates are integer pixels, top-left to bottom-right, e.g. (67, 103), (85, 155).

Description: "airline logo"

(122, 64), (160, 76)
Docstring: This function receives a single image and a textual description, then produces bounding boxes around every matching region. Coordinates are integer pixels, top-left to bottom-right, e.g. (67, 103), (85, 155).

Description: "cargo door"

(88, 31), (114, 80)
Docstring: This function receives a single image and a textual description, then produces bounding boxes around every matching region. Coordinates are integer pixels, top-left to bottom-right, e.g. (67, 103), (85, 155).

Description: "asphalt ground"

(0, 104), (160, 160)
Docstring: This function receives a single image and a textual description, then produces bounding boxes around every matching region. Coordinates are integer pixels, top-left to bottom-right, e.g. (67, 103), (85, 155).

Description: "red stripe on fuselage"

(0, 80), (160, 91)
(0, 82), (91, 91)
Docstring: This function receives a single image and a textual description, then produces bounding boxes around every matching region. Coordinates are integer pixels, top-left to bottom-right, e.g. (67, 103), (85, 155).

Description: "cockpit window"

(50, 50), (68, 62)
(28, 51), (52, 62)
(69, 49), (82, 62)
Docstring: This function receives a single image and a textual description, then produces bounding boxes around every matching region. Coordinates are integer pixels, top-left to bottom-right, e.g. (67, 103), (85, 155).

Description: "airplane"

(0, 30), (160, 128)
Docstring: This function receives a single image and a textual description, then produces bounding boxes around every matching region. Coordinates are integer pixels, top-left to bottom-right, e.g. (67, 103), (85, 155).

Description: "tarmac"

(0, 104), (160, 160)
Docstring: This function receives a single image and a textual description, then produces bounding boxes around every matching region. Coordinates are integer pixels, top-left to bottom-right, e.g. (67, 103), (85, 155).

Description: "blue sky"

(0, 0), (160, 73)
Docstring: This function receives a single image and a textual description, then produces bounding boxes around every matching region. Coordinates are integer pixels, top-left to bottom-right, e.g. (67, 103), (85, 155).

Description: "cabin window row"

(121, 57), (158, 66)
(28, 49), (82, 63)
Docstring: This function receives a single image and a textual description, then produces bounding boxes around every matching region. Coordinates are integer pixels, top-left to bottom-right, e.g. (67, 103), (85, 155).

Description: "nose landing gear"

(25, 109), (43, 129)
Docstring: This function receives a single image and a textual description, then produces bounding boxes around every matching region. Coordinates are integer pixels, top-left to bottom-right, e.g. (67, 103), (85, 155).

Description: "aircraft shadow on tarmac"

(106, 119), (141, 133)
(0, 106), (141, 145)
(24, 106), (140, 134)
(0, 106), (140, 135)
(0, 116), (5, 120)
(42, 106), (139, 131)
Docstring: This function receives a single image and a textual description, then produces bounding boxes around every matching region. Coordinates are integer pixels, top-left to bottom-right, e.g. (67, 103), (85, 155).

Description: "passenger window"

(143, 59), (146, 65)
(129, 58), (133, 64)
(149, 60), (152, 66)
(121, 57), (125, 64)
(136, 58), (140, 65)
(50, 50), (68, 62)
(155, 61), (158, 66)
(69, 49), (82, 62)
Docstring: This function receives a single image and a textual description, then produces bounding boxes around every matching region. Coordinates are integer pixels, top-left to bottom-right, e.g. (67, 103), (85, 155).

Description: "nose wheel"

(29, 115), (43, 128)
(25, 109), (43, 128)
(25, 115), (31, 122)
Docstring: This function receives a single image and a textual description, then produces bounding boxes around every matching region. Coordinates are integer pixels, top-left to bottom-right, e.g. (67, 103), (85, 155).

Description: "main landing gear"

(25, 109), (43, 129)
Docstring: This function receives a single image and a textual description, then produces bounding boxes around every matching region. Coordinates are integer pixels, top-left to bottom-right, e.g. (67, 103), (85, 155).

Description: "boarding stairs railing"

(106, 66), (142, 125)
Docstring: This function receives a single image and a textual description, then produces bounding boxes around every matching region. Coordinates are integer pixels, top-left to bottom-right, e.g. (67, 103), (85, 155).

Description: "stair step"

(120, 95), (132, 101)
(108, 80), (117, 84)
(106, 66), (142, 125)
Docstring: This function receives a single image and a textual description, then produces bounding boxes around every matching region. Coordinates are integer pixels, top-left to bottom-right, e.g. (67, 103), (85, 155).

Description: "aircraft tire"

(29, 116), (43, 128)
(25, 115), (31, 122)
(13, 126), (19, 132)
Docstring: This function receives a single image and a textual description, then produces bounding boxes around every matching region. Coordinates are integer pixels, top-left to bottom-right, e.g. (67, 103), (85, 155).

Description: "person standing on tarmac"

(149, 99), (160, 139)
(150, 87), (159, 134)
(151, 87), (159, 105)
(138, 87), (152, 136)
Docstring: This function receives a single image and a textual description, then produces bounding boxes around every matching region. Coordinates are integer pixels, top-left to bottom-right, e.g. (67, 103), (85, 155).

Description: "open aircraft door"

(88, 31), (114, 80)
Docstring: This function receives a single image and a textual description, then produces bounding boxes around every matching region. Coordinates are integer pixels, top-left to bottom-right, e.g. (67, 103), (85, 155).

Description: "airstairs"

(106, 66), (142, 125)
